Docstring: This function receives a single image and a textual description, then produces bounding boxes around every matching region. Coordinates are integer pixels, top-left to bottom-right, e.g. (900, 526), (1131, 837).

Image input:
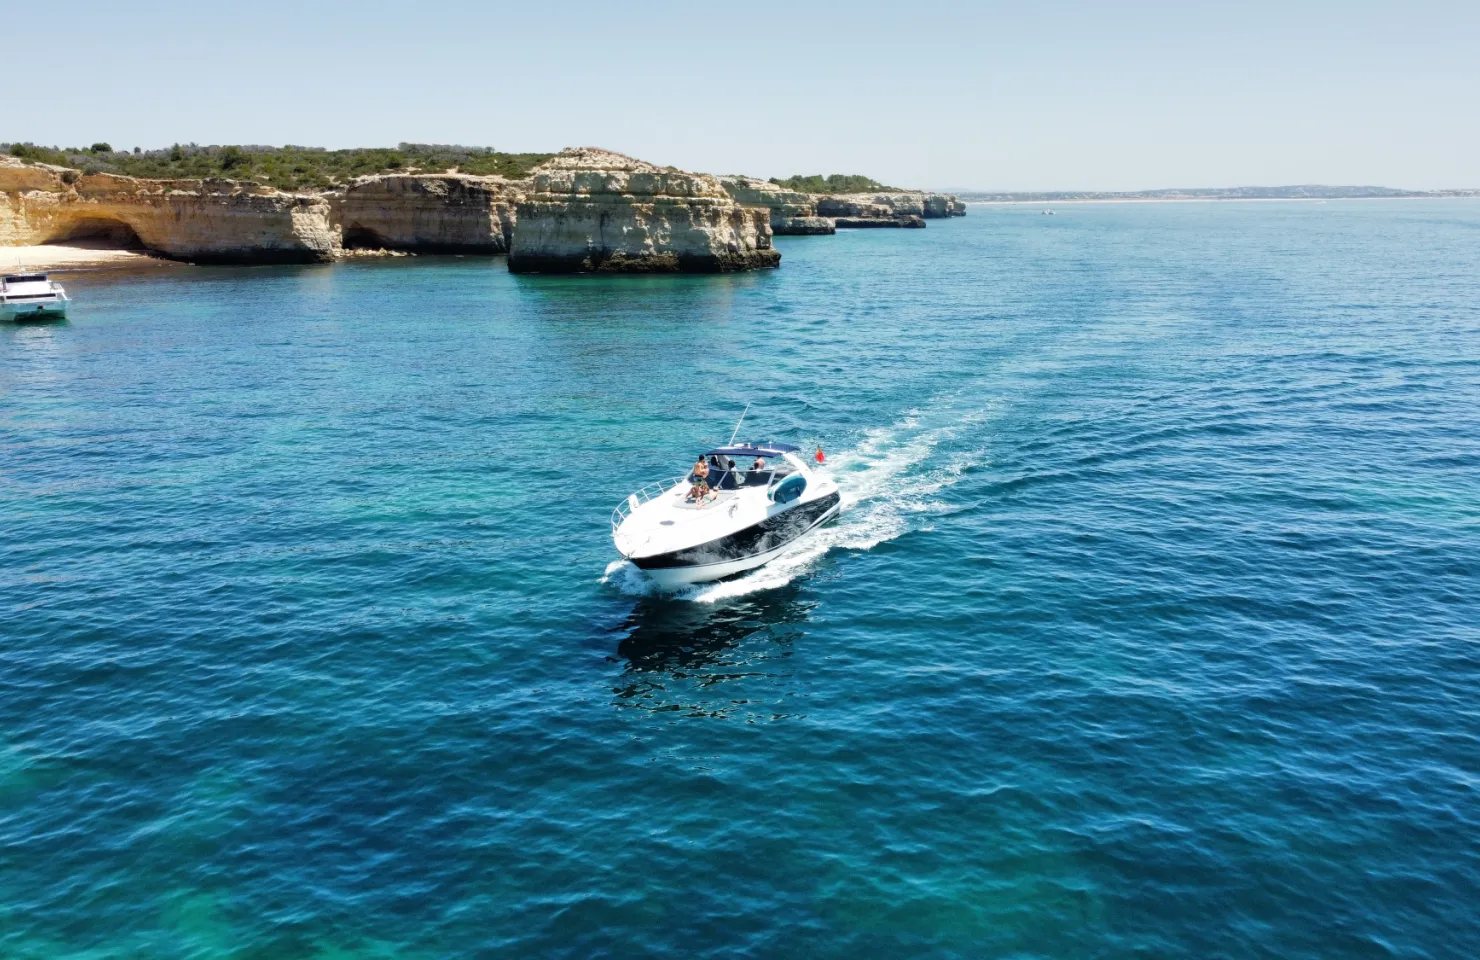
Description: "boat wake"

(600, 400), (987, 603)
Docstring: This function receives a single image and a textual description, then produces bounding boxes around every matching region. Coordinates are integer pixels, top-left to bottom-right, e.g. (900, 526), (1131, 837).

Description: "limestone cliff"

(925, 194), (968, 217)
(509, 149), (779, 273)
(2, 150), (964, 269)
(835, 216), (926, 229)
(817, 192), (966, 220)
(0, 158), (338, 263)
(717, 176), (834, 235)
(719, 175), (966, 230)
(816, 196), (897, 218)
(334, 173), (523, 253)
(864, 192), (967, 218)
(773, 217), (835, 235)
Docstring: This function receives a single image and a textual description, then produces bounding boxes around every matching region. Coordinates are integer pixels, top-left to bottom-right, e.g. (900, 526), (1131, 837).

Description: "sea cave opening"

(341, 224), (387, 250)
(44, 217), (146, 250)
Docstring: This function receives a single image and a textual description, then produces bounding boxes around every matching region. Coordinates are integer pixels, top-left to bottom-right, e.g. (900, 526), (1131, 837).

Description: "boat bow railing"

(611, 476), (687, 534)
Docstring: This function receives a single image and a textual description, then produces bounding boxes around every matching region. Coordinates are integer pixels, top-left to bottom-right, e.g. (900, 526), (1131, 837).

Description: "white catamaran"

(1, 274), (69, 321)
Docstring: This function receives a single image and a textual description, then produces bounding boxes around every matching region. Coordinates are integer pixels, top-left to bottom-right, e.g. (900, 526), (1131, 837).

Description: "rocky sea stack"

(508, 149), (779, 274)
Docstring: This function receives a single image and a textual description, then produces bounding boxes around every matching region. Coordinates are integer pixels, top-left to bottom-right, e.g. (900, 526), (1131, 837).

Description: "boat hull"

(631, 493), (842, 589)
(2, 301), (68, 321)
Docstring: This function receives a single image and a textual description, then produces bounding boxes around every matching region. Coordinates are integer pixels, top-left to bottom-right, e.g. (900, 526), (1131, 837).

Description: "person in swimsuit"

(687, 457), (710, 500)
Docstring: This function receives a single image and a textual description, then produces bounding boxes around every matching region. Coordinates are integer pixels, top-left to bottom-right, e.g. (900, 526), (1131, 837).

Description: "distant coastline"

(956, 185), (1480, 203)
(1, 145), (964, 274)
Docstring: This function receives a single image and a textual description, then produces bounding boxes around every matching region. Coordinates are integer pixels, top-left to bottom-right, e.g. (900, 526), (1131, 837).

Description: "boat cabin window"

(695, 458), (793, 491)
(695, 445), (800, 492)
(699, 456), (742, 491)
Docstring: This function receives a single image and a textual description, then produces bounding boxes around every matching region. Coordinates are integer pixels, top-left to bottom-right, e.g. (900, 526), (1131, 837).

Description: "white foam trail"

(600, 400), (988, 603)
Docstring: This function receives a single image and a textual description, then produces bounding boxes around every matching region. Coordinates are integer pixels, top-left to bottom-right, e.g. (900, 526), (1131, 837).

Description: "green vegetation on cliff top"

(2, 143), (554, 192)
(769, 174), (901, 194)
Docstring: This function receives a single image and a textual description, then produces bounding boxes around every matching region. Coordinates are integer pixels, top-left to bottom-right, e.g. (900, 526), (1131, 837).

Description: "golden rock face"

(334, 174), (525, 254)
(509, 149), (780, 274)
(3, 146), (970, 267)
(1, 158), (339, 263)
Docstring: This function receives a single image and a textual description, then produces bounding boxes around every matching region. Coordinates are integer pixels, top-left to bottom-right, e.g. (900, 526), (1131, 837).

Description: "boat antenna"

(727, 401), (751, 446)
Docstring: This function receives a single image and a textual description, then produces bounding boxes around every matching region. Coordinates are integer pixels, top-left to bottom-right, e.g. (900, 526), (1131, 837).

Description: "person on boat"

(744, 456), (767, 486)
(688, 478), (714, 503)
(686, 457), (711, 500)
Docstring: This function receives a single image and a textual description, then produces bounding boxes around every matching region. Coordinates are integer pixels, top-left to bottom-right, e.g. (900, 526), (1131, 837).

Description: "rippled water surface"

(4, 203), (1480, 957)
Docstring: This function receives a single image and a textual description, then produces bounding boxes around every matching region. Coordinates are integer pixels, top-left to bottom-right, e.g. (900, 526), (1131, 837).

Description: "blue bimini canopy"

(705, 441), (800, 458)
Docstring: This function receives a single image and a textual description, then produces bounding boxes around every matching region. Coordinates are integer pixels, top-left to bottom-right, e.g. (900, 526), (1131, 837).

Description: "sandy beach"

(1, 243), (171, 272)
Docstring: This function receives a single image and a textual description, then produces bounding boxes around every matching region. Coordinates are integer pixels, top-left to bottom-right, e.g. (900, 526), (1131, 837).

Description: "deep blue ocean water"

(3, 202), (1479, 958)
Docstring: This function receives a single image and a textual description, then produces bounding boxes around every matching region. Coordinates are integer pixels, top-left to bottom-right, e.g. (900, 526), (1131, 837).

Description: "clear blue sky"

(11, 0), (1478, 191)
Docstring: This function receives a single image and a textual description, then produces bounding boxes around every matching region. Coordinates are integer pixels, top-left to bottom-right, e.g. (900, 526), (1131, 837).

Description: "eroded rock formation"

(817, 192), (967, 221)
(816, 196), (897, 218)
(835, 215), (926, 228)
(717, 176), (834, 235)
(2, 150), (965, 269)
(0, 158), (339, 263)
(860, 192), (967, 218)
(509, 149), (779, 273)
(774, 217), (835, 235)
(334, 173), (522, 253)
(720, 178), (967, 233)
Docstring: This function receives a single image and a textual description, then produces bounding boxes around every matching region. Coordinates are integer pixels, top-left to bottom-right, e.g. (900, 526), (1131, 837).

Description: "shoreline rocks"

(718, 178), (966, 235)
(2, 151), (966, 270)
(509, 149), (779, 274)
(773, 216), (835, 235)
(835, 216), (926, 229)
(861, 192), (967, 218)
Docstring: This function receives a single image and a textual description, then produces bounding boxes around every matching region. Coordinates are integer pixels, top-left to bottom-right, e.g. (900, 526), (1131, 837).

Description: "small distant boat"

(1042, 209), (1055, 215)
(1, 273), (69, 321)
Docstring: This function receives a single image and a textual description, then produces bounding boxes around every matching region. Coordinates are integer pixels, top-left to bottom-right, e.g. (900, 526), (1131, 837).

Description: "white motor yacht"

(612, 441), (842, 590)
(1, 274), (69, 321)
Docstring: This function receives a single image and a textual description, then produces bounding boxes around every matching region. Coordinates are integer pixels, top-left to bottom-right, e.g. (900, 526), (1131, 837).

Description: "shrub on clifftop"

(769, 173), (901, 194)
(1, 142), (554, 192)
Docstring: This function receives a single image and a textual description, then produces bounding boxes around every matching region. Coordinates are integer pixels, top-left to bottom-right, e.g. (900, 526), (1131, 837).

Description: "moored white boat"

(1, 273), (69, 320)
(612, 441), (841, 590)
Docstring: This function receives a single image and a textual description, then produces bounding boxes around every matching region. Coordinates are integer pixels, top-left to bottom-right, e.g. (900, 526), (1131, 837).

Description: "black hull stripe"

(632, 492), (842, 570)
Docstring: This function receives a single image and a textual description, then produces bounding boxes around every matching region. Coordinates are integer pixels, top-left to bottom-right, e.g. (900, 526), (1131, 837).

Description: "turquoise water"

(4, 202), (1479, 957)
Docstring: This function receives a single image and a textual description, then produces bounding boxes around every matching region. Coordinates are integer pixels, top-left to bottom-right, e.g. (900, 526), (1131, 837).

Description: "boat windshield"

(694, 452), (793, 491)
